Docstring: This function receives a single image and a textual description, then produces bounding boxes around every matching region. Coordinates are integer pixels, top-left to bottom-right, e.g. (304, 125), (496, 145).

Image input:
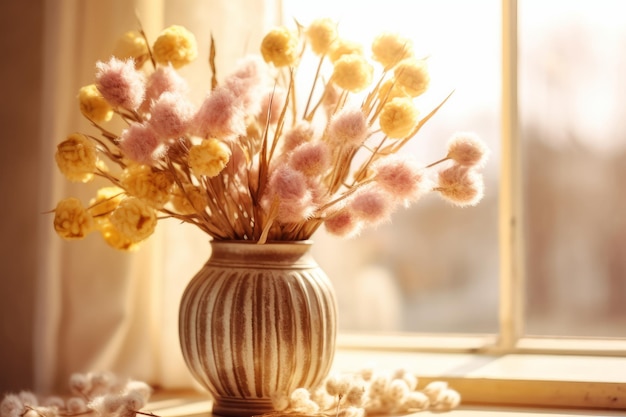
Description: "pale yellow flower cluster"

(394, 58), (430, 97)
(53, 198), (94, 240)
(88, 186), (145, 251)
(78, 84), (113, 123)
(328, 39), (363, 63)
(379, 97), (420, 139)
(305, 17), (338, 55)
(332, 54), (374, 93)
(188, 138), (231, 178)
(109, 197), (157, 244)
(88, 186), (124, 218)
(260, 26), (300, 67)
(55, 133), (98, 183)
(171, 184), (209, 215)
(113, 30), (149, 62)
(121, 165), (173, 208)
(152, 25), (198, 68)
(371, 32), (413, 69)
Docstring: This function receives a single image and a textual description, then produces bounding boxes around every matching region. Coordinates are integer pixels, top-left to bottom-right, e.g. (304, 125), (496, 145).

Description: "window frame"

(329, 0), (626, 410)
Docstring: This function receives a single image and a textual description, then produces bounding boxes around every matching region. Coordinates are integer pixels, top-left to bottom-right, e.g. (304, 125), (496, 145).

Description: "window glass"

(520, 0), (626, 337)
(282, 0), (501, 333)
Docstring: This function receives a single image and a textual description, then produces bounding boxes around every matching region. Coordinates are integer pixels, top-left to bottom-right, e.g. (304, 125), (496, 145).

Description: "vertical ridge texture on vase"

(179, 241), (337, 417)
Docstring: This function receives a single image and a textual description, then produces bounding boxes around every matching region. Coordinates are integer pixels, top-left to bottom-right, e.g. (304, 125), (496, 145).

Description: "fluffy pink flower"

(436, 164), (485, 207)
(193, 87), (246, 140)
(289, 141), (330, 177)
(348, 186), (394, 225)
(324, 209), (361, 238)
(148, 92), (195, 139)
(446, 132), (489, 167)
(223, 55), (268, 114)
(327, 107), (368, 147)
(373, 155), (426, 202)
(95, 57), (145, 110)
(143, 65), (188, 108)
(258, 87), (287, 126)
(266, 164), (314, 223)
(282, 122), (315, 153)
(119, 123), (161, 165)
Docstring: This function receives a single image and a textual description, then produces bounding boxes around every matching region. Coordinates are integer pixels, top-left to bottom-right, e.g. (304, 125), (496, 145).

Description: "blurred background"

(1, 0), (625, 396)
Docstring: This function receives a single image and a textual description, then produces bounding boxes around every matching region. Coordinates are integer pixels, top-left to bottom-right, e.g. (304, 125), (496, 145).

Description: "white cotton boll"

(367, 373), (390, 398)
(422, 381), (448, 403)
(364, 397), (384, 414)
(402, 391), (430, 411)
(338, 406), (365, 417)
(345, 384), (365, 407)
(1, 394), (24, 417)
(22, 409), (39, 417)
(289, 388), (311, 407)
(89, 372), (116, 395)
(42, 397), (64, 409)
(123, 392), (146, 411)
(325, 374), (342, 396)
(69, 373), (92, 396)
(386, 379), (410, 404)
(310, 387), (333, 410)
(402, 373), (418, 391)
(66, 397), (88, 414)
(431, 389), (461, 411)
(292, 399), (319, 414)
(88, 395), (123, 415)
(34, 406), (57, 417)
(391, 368), (406, 380)
(17, 392), (37, 408)
(358, 367), (374, 381)
(124, 381), (152, 401)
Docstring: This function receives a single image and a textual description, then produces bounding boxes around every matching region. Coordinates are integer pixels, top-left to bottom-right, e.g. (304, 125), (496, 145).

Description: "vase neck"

(208, 241), (315, 268)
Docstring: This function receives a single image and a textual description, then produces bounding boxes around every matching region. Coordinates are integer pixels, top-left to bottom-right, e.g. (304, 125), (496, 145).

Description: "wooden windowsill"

(147, 392), (626, 417)
(147, 347), (626, 416)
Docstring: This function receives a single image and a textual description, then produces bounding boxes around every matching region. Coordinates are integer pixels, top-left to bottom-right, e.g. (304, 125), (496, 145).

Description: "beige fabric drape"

(36, 0), (280, 394)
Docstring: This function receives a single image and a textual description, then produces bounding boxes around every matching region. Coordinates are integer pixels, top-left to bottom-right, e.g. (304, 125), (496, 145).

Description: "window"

(281, 0), (626, 409)
(282, 0), (502, 335)
(282, 0), (626, 346)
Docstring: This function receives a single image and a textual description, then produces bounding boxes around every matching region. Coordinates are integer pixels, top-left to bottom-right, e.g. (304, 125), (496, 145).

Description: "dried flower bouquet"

(52, 18), (489, 250)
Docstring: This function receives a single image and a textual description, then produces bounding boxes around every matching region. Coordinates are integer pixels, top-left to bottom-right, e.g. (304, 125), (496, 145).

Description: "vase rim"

(210, 239), (314, 246)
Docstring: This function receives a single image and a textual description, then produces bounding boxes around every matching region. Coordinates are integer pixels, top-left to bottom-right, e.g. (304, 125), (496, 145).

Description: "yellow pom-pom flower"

(171, 183), (208, 215)
(379, 97), (419, 139)
(110, 197), (157, 243)
(121, 165), (173, 209)
(54, 197), (94, 240)
(152, 25), (198, 69)
(188, 138), (231, 178)
(88, 186), (125, 219)
(332, 54), (373, 93)
(378, 78), (409, 102)
(306, 18), (338, 55)
(371, 32), (413, 69)
(328, 39), (363, 63)
(394, 58), (430, 97)
(78, 84), (113, 123)
(260, 26), (299, 67)
(55, 133), (98, 183)
(113, 30), (148, 62)
(98, 218), (140, 251)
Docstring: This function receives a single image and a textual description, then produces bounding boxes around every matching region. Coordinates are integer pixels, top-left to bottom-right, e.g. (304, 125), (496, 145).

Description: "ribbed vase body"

(179, 241), (337, 417)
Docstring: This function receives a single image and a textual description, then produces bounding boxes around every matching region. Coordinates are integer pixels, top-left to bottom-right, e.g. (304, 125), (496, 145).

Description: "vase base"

(212, 397), (275, 417)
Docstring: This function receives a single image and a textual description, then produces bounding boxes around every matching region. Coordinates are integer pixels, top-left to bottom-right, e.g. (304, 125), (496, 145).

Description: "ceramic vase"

(179, 240), (337, 417)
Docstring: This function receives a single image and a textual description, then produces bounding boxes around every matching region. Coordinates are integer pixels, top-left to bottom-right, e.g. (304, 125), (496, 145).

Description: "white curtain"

(36, 0), (280, 394)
